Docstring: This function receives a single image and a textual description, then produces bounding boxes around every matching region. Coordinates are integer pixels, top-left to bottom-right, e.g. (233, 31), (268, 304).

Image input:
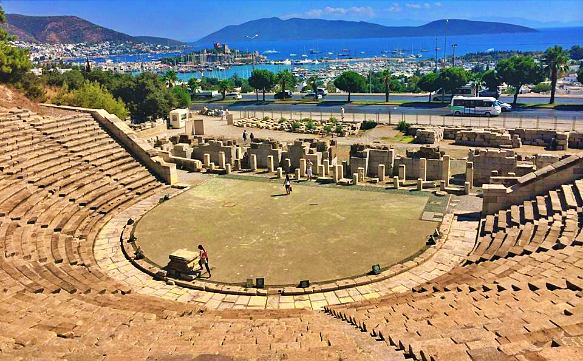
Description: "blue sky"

(1, 0), (582, 41)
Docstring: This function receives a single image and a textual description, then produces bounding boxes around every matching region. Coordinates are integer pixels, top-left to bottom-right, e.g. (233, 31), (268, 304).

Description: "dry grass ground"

(135, 176), (436, 285)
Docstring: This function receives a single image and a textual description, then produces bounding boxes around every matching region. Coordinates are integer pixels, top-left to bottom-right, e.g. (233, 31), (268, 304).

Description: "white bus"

(449, 96), (502, 117)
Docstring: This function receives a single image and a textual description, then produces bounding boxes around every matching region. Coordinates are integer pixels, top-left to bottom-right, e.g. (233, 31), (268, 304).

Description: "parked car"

(303, 92), (322, 100)
(274, 90), (293, 99)
(496, 100), (512, 112)
(479, 89), (501, 99)
(225, 92), (242, 99)
(316, 87), (328, 97)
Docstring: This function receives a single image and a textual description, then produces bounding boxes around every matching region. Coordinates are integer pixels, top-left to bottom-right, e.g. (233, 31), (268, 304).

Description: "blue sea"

(84, 27), (582, 80)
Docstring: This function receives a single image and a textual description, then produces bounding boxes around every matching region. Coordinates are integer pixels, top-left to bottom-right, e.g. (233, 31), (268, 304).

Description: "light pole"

(443, 19), (448, 69)
(434, 37), (440, 72)
(451, 43), (458, 67)
(245, 34), (259, 70)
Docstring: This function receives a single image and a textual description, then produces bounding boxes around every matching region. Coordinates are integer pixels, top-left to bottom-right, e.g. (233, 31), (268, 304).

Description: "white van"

(449, 96), (501, 117)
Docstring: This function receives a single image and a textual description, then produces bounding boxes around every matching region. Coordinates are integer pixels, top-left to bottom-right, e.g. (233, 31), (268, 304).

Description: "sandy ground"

(135, 176), (436, 285)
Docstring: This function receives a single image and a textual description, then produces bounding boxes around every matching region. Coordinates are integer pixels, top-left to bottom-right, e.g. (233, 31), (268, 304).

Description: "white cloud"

(387, 3), (402, 12)
(434, 2), (443, 7)
(303, 6), (375, 18)
(405, 2), (436, 9)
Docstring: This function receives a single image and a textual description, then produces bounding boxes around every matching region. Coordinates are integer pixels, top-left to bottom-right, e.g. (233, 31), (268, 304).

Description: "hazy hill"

(4, 14), (184, 45)
(197, 17), (536, 43)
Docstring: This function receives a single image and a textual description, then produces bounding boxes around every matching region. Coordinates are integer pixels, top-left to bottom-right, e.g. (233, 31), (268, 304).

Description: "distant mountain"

(3, 14), (184, 46)
(197, 17), (536, 43)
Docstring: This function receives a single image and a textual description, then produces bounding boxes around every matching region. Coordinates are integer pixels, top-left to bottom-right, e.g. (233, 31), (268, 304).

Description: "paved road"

(241, 93), (583, 104)
(195, 100), (582, 120)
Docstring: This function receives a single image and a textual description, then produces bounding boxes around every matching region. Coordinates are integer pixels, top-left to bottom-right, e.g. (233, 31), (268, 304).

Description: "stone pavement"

(95, 190), (478, 310)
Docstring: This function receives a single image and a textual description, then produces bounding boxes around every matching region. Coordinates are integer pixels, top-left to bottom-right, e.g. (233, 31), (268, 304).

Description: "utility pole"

(443, 19), (448, 69)
(434, 37), (440, 72)
(451, 43), (458, 67)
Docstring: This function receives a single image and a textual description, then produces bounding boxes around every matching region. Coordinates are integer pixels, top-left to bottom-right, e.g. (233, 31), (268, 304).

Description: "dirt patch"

(0, 84), (76, 117)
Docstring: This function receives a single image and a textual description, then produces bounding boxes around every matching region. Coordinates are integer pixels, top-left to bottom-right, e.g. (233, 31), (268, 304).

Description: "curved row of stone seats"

(0, 110), (166, 297)
(326, 247), (583, 361)
(324, 176), (582, 360)
(0, 290), (393, 360)
(482, 180), (583, 236)
(411, 246), (583, 296)
(470, 180), (583, 264)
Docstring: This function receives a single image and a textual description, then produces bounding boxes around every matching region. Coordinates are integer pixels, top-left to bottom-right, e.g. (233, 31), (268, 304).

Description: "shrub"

(279, 117), (287, 123)
(53, 81), (128, 119)
(397, 120), (410, 133)
(262, 116), (270, 121)
(301, 117), (312, 122)
(306, 120), (316, 130)
(335, 123), (343, 134)
(323, 124), (332, 133)
(531, 82), (552, 93)
(329, 116), (337, 123)
(361, 120), (378, 130)
(291, 121), (301, 130)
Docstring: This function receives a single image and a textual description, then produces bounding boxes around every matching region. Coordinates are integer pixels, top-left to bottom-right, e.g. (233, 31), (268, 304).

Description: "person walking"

(242, 129), (248, 143)
(340, 107), (345, 121)
(198, 244), (211, 277)
(306, 160), (313, 180)
(284, 174), (292, 195)
(249, 132), (255, 143)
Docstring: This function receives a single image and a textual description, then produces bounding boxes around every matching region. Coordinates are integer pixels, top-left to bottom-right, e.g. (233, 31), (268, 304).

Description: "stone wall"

(414, 128), (444, 144)
(469, 149), (534, 186)
(454, 129), (521, 148)
(191, 139), (238, 165)
(483, 154), (583, 214)
(247, 141), (283, 168)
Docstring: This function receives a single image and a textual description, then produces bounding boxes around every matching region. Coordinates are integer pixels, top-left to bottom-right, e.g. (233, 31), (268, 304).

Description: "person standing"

(250, 132), (255, 143)
(306, 160), (313, 180)
(198, 244), (211, 277)
(340, 107), (345, 121)
(242, 129), (248, 143)
(284, 174), (292, 195)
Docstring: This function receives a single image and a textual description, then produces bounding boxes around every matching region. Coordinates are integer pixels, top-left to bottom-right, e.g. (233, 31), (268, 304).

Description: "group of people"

(242, 129), (254, 143)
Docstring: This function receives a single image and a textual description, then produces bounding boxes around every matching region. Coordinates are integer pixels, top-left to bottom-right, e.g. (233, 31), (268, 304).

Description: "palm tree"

(218, 79), (233, 100)
(307, 75), (319, 94)
(543, 46), (570, 104)
(163, 70), (178, 88)
(381, 70), (392, 102)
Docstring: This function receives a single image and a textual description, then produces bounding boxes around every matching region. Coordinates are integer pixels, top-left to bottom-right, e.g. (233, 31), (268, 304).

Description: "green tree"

(275, 69), (296, 93)
(171, 86), (191, 108)
(577, 68), (583, 84)
(162, 69), (178, 87)
(543, 46), (570, 104)
(381, 69), (392, 102)
(481, 69), (500, 91)
(417, 72), (440, 102)
(569, 45), (583, 60)
(217, 79), (233, 100)
(248, 69), (275, 102)
(436, 67), (469, 102)
(333, 71), (366, 102)
(307, 75), (321, 94)
(54, 81), (128, 119)
(496, 55), (543, 105)
(187, 77), (199, 93)
(0, 42), (32, 83)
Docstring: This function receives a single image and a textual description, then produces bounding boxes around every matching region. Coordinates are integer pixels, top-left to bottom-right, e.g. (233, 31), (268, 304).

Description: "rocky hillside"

(4, 14), (183, 45)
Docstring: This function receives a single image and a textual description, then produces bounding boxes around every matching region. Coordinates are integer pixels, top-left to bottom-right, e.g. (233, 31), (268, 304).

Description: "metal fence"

(230, 109), (582, 132)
